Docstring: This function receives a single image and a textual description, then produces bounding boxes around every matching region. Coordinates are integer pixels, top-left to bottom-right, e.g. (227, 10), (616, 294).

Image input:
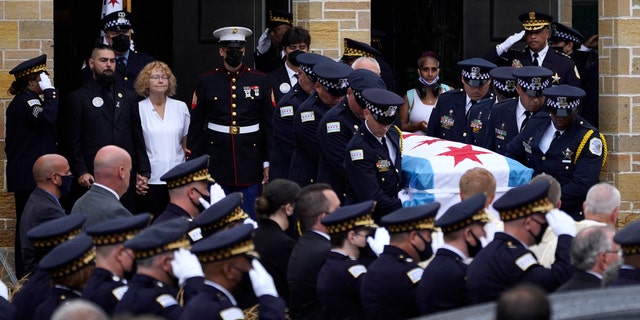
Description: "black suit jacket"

(254, 218), (296, 305)
(556, 270), (602, 292)
(266, 65), (293, 107)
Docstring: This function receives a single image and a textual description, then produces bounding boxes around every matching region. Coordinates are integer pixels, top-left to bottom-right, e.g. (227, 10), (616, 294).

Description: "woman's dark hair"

(8, 73), (39, 96)
(417, 51), (440, 68)
(255, 179), (301, 217)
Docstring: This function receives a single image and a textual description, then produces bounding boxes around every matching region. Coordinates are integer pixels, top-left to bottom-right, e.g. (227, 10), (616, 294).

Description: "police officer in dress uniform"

(13, 214), (85, 320)
(483, 66), (553, 154)
(341, 38), (396, 92)
(466, 181), (576, 304)
(484, 11), (581, 87)
(188, 192), (250, 242)
(6, 54), (58, 278)
(317, 69), (386, 202)
(265, 27), (310, 107)
(269, 52), (331, 181)
(188, 26), (271, 219)
(506, 85), (605, 220)
(344, 88), (405, 222)
(417, 193), (489, 315)
(83, 214), (152, 315)
(360, 203), (439, 320)
(317, 201), (377, 320)
(254, 9), (293, 74)
(427, 58), (496, 145)
(114, 219), (205, 320)
(490, 66), (518, 103)
(289, 61), (352, 187)
(609, 219), (640, 287)
(33, 234), (95, 320)
(181, 224), (286, 320)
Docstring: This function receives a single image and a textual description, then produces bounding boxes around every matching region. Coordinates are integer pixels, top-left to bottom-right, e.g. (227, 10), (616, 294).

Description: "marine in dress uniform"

(490, 66), (518, 103)
(181, 224), (286, 320)
(154, 155), (216, 225)
(483, 66), (553, 154)
(6, 54), (58, 277)
(344, 88), (405, 222)
(289, 61), (352, 187)
(416, 193), (489, 315)
(13, 214), (85, 320)
(269, 53), (331, 181)
(33, 234), (95, 320)
(427, 58), (495, 145)
(317, 69), (386, 202)
(484, 11), (581, 87)
(466, 181), (575, 304)
(317, 201), (377, 320)
(188, 26), (271, 219)
(506, 85), (605, 220)
(83, 214), (152, 315)
(360, 203), (439, 320)
(341, 38), (396, 92)
(609, 219), (640, 287)
(253, 9), (293, 74)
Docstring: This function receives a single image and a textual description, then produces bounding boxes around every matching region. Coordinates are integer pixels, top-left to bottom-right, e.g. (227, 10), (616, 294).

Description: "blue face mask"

(60, 174), (74, 197)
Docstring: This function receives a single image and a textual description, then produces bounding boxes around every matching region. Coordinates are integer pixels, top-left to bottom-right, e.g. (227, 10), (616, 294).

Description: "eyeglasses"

(150, 75), (169, 80)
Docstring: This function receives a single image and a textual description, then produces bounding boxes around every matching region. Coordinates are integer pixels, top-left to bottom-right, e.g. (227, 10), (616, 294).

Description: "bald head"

(352, 57), (381, 75)
(93, 145), (132, 196)
(33, 154), (69, 183)
(584, 183), (620, 224)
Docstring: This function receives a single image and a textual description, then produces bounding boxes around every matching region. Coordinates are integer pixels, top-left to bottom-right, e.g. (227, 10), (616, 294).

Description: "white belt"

(207, 122), (260, 135)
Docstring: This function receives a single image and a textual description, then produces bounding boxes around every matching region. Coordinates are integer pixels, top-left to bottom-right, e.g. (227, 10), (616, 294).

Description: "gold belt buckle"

(229, 126), (239, 135)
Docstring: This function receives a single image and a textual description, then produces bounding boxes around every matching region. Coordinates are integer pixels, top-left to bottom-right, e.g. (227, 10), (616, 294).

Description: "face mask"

(528, 219), (549, 245)
(418, 75), (441, 97)
(192, 188), (210, 212)
(123, 260), (137, 280)
(60, 174), (74, 197)
(412, 232), (434, 261)
(111, 34), (131, 53)
(466, 231), (484, 258)
(225, 50), (244, 68)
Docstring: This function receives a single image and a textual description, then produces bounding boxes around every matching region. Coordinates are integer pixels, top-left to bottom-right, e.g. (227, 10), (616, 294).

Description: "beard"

(95, 69), (115, 87)
(601, 258), (623, 287)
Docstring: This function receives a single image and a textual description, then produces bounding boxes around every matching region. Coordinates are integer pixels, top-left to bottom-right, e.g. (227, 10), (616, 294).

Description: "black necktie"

(116, 56), (126, 74)
(553, 130), (561, 141)
(532, 53), (539, 66)
(381, 137), (390, 158)
(521, 111), (531, 132)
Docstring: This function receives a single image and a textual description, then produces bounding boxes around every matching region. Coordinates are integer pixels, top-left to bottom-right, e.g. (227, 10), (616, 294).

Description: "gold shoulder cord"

(393, 125), (403, 153)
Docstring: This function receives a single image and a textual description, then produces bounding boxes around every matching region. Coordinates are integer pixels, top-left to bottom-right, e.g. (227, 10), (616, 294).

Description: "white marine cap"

(213, 26), (253, 47)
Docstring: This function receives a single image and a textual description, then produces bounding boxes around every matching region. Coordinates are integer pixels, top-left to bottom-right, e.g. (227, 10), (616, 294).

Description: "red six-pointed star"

(437, 144), (492, 166)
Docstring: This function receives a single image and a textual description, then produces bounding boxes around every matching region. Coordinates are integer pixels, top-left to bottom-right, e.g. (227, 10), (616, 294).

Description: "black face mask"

(111, 34), (131, 53)
(528, 218), (549, 245)
(123, 260), (137, 280)
(60, 174), (74, 197)
(192, 188), (210, 213)
(412, 232), (434, 261)
(225, 50), (244, 68)
(466, 231), (483, 258)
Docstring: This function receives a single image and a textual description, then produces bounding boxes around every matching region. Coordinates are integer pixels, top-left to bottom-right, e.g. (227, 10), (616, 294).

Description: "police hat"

(489, 67), (518, 98)
(458, 58), (496, 87)
(39, 233), (95, 279)
(550, 22), (585, 46)
(191, 224), (257, 263)
(101, 10), (133, 32)
(268, 9), (293, 29)
(381, 202), (440, 233)
(213, 26), (253, 48)
(287, 49), (305, 67)
(361, 88), (404, 125)
(321, 200), (377, 235)
(436, 193), (489, 233)
(613, 219), (640, 256)
(9, 54), (47, 80)
(27, 214), (85, 250)
(543, 84), (586, 117)
(86, 213), (152, 246)
(191, 192), (248, 241)
(296, 53), (334, 82)
(493, 181), (554, 222)
(124, 218), (191, 259)
(512, 66), (553, 97)
(519, 11), (553, 31)
(314, 61), (352, 97)
(349, 69), (386, 108)
(342, 38), (381, 60)
(160, 155), (215, 189)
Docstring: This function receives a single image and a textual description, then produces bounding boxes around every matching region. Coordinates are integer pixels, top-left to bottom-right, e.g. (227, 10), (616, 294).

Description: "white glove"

(545, 209), (577, 237)
(496, 30), (526, 55)
(397, 189), (411, 204)
(249, 259), (278, 297)
(366, 228), (390, 257)
(0, 280), (8, 300)
(256, 28), (271, 54)
(244, 217), (258, 229)
(170, 248), (204, 286)
(209, 183), (226, 205)
(38, 72), (54, 90)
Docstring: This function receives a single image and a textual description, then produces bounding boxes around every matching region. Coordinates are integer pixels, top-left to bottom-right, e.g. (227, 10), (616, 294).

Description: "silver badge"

(531, 77), (542, 89)
(471, 66), (481, 78)
(384, 105), (397, 117)
(557, 97), (568, 108)
(92, 97), (104, 108)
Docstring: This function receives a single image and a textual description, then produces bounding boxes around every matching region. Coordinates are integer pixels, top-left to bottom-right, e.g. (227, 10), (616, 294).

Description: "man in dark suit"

(287, 184), (341, 320)
(20, 154), (71, 274)
(266, 27), (310, 107)
(484, 11), (580, 87)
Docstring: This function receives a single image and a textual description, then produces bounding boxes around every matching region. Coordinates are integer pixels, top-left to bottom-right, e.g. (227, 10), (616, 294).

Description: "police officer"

(13, 214), (85, 320)
(33, 234), (95, 320)
(484, 66), (553, 154)
(506, 85), (605, 220)
(489, 66), (518, 103)
(317, 69), (386, 202)
(417, 193), (489, 315)
(341, 38), (395, 92)
(427, 58), (496, 145)
(189, 192), (250, 241)
(83, 214), (152, 315)
(344, 88), (405, 222)
(289, 60), (352, 187)
(265, 27), (310, 107)
(6, 54), (57, 277)
(188, 26), (272, 219)
(254, 9), (293, 74)
(317, 201), (377, 319)
(360, 203), (439, 320)
(181, 224), (286, 320)
(467, 181), (576, 303)
(609, 219), (640, 287)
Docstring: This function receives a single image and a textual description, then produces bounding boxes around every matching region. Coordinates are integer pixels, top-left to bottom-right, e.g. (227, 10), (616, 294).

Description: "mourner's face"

(418, 58), (440, 82)
(346, 88), (366, 119)
(364, 109), (392, 138)
(270, 24), (292, 45)
(525, 27), (550, 52)
(285, 42), (309, 56)
(90, 49), (116, 76)
(148, 68), (169, 95)
(550, 111), (576, 131)
(462, 76), (491, 102)
(517, 86), (546, 113)
(315, 82), (344, 107)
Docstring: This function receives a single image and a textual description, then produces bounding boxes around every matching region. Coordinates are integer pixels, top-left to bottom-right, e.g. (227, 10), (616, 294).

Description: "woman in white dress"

(398, 51), (452, 134)
(134, 61), (190, 216)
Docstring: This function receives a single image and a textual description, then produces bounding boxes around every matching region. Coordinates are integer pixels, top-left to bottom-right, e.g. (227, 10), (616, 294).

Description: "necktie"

(116, 56), (126, 74)
(553, 130), (561, 141)
(520, 111), (531, 132)
(381, 137), (390, 157)
(532, 53), (539, 66)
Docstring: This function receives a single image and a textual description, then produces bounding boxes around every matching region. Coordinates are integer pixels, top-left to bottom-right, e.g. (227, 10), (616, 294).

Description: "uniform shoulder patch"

(326, 121), (341, 133)
(220, 307), (245, 320)
(300, 111), (315, 122)
(27, 99), (41, 107)
(155, 294), (178, 308)
(515, 252), (538, 271)
(348, 265), (367, 278)
(589, 137), (603, 156)
(280, 106), (294, 117)
(350, 149), (364, 161)
(111, 285), (129, 300)
(406, 267), (424, 284)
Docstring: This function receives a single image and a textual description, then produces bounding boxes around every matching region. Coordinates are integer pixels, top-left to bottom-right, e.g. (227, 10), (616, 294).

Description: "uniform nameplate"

(350, 149), (364, 161)
(220, 307), (244, 320)
(515, 252), (538, 271)
(348, 265), (367, 278)
(326, 121), (340, 133)
(406, 267), (424, 284)
(280, 106), (294, 117)
(155, 294), (178, 308)
(301, 111), (315, 123)
(27, 99), (41, 107)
